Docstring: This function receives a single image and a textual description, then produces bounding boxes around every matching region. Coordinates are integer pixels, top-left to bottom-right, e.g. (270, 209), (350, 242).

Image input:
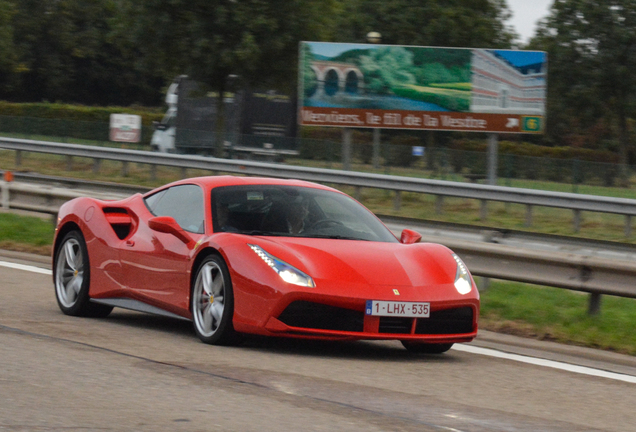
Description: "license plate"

(365, 300), (430, 317)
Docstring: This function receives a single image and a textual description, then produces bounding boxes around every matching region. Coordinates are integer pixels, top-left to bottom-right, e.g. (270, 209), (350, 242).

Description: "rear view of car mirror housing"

(148, 216), (194, 245)
(400, 229), (422, 244)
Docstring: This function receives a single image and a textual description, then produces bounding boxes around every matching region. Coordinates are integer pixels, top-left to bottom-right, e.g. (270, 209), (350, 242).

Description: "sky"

(506, 0), (553, 44)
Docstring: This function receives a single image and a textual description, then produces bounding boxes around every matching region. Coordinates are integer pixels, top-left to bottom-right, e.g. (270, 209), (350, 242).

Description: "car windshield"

(212, 185), (398, 243)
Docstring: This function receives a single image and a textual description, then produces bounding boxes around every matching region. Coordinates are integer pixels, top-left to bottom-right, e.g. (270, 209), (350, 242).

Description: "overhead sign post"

(298, 42), (547, 179)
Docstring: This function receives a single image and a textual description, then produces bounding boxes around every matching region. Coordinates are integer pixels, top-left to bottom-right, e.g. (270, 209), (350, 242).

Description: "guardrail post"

(342, 128), (352, 171)
(180, 167), (187, 179)
(573, 210), (582, 233)
(480, 230), (502, 291)
(479, 277), (490, 291)
(393, 190), (402, 212)
(487, 133), (498, 185)
(372, 128), (381, 169)
(525, 205), (533, 227)
(435, 195), (443, 214)
(66, 156), (73, 171)
(1, 180), (8, 209)
(15, 150), (22, 167)
(572, 159), (581, 193)
(480, 200), (488, 221)
(625, 215), (632, 238)
(588, 292), (602, 315)
(122, 161), (129, 177)
(93, 158), (101, 174)
(354, 186), (362, 202)
(150, 165), (157, 181)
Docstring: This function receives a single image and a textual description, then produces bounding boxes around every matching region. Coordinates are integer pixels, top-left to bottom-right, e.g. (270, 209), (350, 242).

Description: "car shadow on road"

(239, 336), (462, 363)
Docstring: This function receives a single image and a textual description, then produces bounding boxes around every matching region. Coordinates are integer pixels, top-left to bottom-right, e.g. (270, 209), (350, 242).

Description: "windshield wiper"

(307, 234), (367, 240)
(237, 230), (283, 236)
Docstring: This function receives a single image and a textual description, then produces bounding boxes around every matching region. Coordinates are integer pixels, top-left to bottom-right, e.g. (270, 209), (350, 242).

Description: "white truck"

(150, 76), (183, 153)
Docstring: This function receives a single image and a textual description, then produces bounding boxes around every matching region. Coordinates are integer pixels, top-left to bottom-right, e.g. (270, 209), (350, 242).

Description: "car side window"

(144, 184), (205, 234)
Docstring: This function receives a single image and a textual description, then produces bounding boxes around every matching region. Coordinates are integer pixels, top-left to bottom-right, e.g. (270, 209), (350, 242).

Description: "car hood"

(256, 237), (455, 288)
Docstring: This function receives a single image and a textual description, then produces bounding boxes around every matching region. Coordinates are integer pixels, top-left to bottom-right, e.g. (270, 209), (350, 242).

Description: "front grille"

(379, 317), (412, 334)
(277, 301), (364, 332)
(415, 307), (474, 335)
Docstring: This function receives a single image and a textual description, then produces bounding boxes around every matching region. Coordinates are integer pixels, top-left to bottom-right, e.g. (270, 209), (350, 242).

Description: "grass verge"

(480, 280), (636, 355)
(0, 212), (54, 255)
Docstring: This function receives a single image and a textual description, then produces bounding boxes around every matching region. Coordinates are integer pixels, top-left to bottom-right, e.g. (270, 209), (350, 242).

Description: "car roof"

(145, 176), (340, 196)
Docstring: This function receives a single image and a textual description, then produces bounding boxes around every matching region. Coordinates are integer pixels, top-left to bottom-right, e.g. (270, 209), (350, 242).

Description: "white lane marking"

(0, 260), (52, 275)
(453, 344), (636, 384)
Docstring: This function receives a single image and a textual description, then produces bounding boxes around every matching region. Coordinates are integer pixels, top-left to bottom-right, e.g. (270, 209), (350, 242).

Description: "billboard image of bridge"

(299, 42), (547, 134)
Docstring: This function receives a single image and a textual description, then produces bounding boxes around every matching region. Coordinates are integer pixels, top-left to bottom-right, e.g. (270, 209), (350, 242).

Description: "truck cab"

(150, 77), (184, 153)
(150, 106), (176, 152)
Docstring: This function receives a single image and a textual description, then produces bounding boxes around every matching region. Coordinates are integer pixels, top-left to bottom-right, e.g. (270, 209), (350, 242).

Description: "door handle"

(125, 240), (135, 247)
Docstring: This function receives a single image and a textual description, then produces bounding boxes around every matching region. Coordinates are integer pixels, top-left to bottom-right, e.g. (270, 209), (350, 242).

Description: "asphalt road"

(1, 250), (635, 432)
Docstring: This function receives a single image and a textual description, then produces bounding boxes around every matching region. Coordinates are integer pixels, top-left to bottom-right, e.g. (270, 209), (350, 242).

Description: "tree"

(336, 0), (516, 48)
(532, 0), (636, 179)
(10, 0), (163, 105)
(130, 0), (340, 93)
(0, 0), (16, 95)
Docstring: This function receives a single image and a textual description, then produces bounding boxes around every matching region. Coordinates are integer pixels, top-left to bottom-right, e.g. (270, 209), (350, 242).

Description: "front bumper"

(263, 300), (478, 342)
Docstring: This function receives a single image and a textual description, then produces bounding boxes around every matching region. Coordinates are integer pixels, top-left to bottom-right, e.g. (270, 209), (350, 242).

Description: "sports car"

(53, 176), (479, 353)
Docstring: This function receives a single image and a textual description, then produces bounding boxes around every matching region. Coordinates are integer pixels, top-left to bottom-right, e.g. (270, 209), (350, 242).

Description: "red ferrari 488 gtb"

(53, 176), (478, 353)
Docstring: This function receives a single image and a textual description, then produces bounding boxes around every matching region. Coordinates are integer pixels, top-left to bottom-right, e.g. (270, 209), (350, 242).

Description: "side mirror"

(400, 229), (422, 245)
(149, 216), (193, 246)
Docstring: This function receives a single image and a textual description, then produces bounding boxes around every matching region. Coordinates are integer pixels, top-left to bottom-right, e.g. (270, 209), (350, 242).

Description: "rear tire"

(54, 230), (113, 318)
(401, 341), (453, 354)
(191, 254), (241, 345)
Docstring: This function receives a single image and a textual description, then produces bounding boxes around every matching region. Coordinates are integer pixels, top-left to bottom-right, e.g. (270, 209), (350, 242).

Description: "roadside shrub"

(0, 102), (164, 145)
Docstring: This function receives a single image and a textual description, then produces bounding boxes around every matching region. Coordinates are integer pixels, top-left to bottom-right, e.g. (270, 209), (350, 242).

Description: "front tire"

(191, 255), (240, 345)
(54, 230), (112, 318)
(401, 341), (454, 354)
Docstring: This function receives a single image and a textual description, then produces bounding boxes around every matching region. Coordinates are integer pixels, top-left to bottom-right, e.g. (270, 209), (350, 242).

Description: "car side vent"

(103, 208), (133, 240)
(104, 208), (128, 214)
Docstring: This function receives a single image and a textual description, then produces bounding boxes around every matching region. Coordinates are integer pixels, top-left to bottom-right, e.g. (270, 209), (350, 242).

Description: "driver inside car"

(286, 198), (310, 234)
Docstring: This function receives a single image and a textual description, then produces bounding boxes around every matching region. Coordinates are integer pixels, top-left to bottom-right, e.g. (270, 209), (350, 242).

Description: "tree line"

(529, 0), (636, 169)
(0, 1), (633, 165)
(0, 0), (515, 105)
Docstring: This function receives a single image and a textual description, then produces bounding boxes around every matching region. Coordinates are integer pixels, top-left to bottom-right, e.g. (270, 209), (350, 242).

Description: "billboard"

(299, 42), (547, 134)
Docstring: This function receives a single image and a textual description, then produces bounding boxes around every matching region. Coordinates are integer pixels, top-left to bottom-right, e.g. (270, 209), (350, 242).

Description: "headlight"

(248, 244), (316, 288)
(452, 253), (472, 295)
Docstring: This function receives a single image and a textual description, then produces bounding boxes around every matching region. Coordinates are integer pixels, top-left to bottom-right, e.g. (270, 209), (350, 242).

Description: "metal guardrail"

(438, 235), (636, 312)
(1, 137), (636, 235)
(0, 180), (129, 217)
(2, 171), (151, 195)
(1, 174), (636, 315)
